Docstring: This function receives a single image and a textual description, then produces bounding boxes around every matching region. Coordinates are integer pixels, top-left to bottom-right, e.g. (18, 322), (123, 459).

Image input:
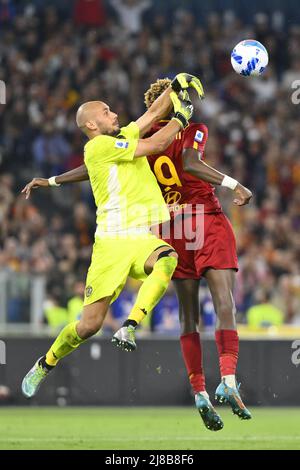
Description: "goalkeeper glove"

(170, 90), (193, 129)
(171, 73), (204, 100)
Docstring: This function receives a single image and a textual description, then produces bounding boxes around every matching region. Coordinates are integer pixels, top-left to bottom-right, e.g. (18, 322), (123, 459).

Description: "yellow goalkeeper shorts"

(83, 232), (172, 306)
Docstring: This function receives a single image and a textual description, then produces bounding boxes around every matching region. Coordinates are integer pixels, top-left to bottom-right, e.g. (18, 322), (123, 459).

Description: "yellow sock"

(128, 306), (148, 324)
(45, 321), (85, 367)
(128, 256), (177, 326)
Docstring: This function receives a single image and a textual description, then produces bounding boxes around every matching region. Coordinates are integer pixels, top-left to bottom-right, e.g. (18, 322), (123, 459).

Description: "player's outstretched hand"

(233, 184), (252, 206)
(21, 178), (49, 200)
(170, 91), (193, 129)
(171, 73), (204, 100)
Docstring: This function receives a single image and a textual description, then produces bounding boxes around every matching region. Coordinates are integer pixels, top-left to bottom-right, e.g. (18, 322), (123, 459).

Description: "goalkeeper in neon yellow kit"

(21, 73), (204, 398)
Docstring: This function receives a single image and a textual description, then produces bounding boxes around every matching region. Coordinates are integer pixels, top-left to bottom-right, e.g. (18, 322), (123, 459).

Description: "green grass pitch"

(0, 407), (299, 450)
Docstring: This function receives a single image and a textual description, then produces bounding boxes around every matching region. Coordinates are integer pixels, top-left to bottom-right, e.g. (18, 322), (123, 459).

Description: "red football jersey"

(147, 121), (222, 215)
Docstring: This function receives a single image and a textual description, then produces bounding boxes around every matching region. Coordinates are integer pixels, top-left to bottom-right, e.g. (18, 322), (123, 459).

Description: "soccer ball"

(231, 39), (269, 77)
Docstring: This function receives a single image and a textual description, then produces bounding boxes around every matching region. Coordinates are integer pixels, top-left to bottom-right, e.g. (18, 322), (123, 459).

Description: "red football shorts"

(160, 212), (238, 279)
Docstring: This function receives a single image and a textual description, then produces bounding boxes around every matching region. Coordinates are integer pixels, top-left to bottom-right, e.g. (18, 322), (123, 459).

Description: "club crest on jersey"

(85, 286), (93, 297)
(115, 140), (129, 149)
(194, 130), (204, 143)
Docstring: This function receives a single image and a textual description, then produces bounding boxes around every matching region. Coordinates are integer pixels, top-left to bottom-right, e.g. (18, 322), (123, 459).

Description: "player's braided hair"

(144, 78), (171, 109)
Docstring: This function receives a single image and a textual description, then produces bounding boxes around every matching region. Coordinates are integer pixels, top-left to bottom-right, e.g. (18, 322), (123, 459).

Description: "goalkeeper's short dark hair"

(144, 78), (171, 109)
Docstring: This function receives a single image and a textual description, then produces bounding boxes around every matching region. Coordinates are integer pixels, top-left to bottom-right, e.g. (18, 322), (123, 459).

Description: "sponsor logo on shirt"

(164, 190), (182, 205)
(194, 130), (204, 143)
(115, 140), (129, 149)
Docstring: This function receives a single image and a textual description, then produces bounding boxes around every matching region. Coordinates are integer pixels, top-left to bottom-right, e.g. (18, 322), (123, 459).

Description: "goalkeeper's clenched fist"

(171, 73), (204, 100)
(170, 90), (193, 129)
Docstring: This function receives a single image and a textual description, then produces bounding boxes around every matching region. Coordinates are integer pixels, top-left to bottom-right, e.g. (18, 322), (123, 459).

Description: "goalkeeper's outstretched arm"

(135, 86), (173, 137)
(135, 73), (203, 137)
(134, 91), (193, 157)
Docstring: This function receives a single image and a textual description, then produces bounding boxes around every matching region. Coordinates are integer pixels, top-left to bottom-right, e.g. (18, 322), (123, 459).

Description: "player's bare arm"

(136, 73), (204, 138)
(183, 148), (252, 206)
(21, 164), (89, 199)
(135, 91), (193, 157)
(135, 119), (182, 157)
(55, 164), (89, 184)
(135, 86), (173, 137)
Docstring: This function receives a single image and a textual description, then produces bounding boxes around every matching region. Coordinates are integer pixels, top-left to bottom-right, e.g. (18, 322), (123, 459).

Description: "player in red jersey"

(142, 79), (253, 429)
(22, 76), (252, 431)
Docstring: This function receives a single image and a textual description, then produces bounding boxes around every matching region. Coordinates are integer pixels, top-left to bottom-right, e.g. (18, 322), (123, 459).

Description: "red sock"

(180, 332), (206, 393)
(215, 329), (239, 377)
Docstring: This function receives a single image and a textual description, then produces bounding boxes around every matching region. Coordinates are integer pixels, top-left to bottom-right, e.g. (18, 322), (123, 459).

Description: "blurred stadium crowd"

(0, 0), (300, 332)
